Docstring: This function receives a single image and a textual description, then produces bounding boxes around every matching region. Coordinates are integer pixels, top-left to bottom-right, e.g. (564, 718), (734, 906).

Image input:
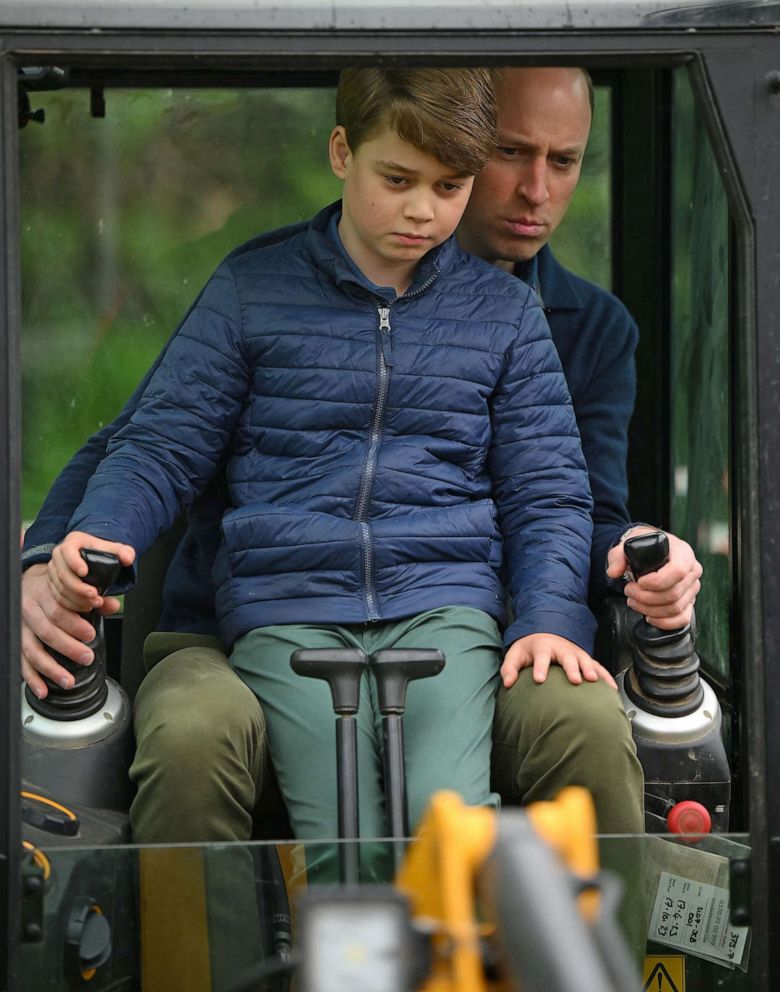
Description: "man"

(456, 67), (701, 834)
(21, 68), (700, 846)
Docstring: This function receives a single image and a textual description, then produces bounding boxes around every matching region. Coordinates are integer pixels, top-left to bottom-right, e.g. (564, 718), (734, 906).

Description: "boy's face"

(329, 125), (474, 293)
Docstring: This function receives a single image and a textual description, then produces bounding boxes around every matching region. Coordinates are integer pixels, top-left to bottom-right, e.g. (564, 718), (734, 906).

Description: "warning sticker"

(642, 955), (685, 991)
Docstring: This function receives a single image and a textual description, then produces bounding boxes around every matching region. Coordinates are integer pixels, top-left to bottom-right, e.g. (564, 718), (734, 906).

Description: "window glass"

(549, 85), (611, 290)
(669, 68), (731, 679)
(20, 82), (612, 523)
(20, 87), (339, 522)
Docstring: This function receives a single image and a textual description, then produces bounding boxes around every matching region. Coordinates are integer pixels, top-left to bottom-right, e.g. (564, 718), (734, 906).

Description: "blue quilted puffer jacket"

(70, 202), (596, 652)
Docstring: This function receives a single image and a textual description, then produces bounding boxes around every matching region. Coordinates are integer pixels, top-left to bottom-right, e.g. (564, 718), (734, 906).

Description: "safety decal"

(642, 955), (685, 991)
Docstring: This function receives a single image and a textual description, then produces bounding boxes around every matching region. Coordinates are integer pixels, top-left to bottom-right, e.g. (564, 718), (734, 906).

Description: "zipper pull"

(377, 306), (394, 366)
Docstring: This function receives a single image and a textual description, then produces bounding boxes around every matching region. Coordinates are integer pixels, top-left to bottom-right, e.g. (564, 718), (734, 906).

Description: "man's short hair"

(491, 66), (595, 119)
(580, 68), (595, 117)
(336, 68), (496, 176)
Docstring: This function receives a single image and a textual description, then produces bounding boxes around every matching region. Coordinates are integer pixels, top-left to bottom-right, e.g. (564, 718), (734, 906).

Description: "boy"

(48, 67), (598, 881)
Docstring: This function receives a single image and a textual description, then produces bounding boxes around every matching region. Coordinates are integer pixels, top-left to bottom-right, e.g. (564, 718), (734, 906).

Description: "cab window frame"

(1, 18), (777, 987)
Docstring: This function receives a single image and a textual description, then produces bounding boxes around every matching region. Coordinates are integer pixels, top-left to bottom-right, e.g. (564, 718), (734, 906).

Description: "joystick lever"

(622, 531), (703, 718)
(26, 548), (122, 721)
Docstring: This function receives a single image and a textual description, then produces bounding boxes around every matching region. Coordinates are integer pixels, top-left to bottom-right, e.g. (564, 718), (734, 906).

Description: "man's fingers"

(21, 627), (77, 693)
(100, 595), (123, 617)
(627, 585), (698, 622)
(643, 608), (695, 630)
(630, 565), (700, 595)
(24, 609), (94, 665)
(625, 576), (701, 607)
(21, 658), (51, 699)
(36, 596), (95, 643)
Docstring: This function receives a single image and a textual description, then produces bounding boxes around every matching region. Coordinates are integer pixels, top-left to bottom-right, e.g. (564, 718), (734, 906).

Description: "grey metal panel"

(0, 0), (778, 33)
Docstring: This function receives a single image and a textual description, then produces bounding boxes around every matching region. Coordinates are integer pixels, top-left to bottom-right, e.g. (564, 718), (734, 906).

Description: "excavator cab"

(3, 1), (780, 989)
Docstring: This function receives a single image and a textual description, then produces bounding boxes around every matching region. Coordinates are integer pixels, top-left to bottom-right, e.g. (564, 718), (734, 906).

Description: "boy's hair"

(336, 68), (496, 176)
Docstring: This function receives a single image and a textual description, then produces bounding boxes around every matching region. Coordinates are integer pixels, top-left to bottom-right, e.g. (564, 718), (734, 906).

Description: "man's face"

(458, 67), (592, 269)
(329, 125), (474, 291)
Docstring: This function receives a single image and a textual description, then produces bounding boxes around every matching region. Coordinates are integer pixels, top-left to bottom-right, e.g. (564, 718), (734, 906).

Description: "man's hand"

(22, 561), (121, 699)
(48, 532), (135, 614)
(501, 633), (617, 690)
(606, 526), (702, 630)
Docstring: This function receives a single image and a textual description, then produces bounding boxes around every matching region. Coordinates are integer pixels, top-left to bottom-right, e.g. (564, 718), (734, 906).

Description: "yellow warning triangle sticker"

(642, 955), (686, 992)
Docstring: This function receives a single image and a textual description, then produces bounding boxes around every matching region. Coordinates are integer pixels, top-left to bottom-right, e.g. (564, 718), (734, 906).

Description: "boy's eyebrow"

(375, 159), (417, 174)
(375, 159), (472, 179)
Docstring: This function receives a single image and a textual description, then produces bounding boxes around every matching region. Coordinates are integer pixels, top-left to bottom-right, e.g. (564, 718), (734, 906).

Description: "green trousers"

(230, 606), (502, 883)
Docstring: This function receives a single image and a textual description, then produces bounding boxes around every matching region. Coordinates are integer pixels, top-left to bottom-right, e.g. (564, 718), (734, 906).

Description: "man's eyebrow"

(497, 135), (585, 157)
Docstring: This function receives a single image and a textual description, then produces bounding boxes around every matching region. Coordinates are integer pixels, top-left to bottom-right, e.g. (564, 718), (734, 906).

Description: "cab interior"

(12, 37), (757, 992)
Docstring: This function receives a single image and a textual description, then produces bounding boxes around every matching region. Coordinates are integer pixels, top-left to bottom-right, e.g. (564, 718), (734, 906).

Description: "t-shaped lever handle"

(369, 649), (445, 862)
(290, 648), (368, 885)
(370, 649), (446, 715)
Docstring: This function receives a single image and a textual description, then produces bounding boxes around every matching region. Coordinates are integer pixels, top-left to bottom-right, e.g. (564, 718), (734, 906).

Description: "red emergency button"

(667, 800), (712, 837)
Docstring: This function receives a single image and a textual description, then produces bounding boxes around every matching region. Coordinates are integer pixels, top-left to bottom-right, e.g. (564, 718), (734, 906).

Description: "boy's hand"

(49, 532), (135, 614)
(606, 526), (702, 630)
(501, 633), (617, 690)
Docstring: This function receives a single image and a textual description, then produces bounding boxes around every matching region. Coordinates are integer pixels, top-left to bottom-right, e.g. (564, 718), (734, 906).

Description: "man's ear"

(329, 126), (352, 179)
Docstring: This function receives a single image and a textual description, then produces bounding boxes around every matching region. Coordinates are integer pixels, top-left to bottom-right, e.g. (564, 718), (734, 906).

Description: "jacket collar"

(305, 200), (453, 301)
(515, 244), (583, 312)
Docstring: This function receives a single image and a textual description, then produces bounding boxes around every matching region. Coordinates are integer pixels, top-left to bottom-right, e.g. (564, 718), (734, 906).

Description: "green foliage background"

(20, 85), (611, 522)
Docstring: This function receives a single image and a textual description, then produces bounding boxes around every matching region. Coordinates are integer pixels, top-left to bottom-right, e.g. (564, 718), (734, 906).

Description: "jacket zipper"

(355, 304), (392, 620)
(355, 275), (438, 621)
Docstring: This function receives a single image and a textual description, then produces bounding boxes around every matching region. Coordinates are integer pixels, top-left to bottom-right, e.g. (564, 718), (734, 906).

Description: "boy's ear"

(329, 126), (352, 179)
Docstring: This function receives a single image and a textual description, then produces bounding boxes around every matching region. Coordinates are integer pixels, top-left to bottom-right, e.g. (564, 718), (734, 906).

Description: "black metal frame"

(0, 51), (21, 992)
(2, 11), (779, 991)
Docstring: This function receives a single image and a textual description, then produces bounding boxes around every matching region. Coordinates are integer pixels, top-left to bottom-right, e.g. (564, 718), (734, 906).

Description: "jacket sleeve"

(571, 308), (639, 597)
(67, 259), (248, 564)
(489, 292), (596, 653)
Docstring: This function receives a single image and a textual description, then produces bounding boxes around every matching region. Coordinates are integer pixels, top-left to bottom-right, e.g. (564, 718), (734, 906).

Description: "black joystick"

(290, 648), (368, 885)
(25, 549), (122, 721)
(623, 531), (703, 717)
(369, 649), (445, 867)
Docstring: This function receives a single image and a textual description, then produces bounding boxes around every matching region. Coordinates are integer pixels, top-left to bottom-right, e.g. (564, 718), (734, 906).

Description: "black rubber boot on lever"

(290, 648), (368, 885)
(622, 531), (703, 717)
(368, 649), (445, 870)
(26, 548), (122, 721)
